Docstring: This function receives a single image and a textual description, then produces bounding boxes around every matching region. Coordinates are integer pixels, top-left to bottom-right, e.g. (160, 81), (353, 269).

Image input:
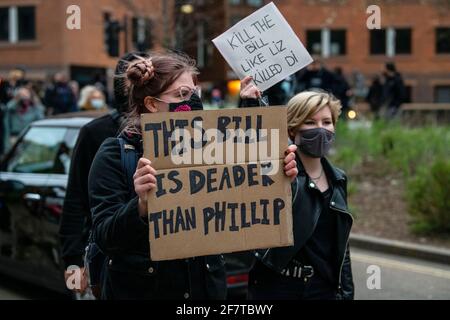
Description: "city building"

(0, 0), (165, 90)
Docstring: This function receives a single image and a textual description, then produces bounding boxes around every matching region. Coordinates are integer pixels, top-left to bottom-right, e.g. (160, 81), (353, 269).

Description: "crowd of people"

(0, 59), (406, 157)
(0, 56), (406, 302)
(235, 58), (407, 123)
(0, 69), (108, 155)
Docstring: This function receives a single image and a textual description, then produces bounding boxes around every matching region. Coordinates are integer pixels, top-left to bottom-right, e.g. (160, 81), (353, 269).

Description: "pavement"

(350, 233), (450, 265)
(1, 234), (450, 300)
(352, 247), (450, 299)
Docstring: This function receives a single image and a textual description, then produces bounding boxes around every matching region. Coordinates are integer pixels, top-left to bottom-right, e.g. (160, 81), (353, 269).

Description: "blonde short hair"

(287, 90), (342, 134)
(78, 85), (104, 110)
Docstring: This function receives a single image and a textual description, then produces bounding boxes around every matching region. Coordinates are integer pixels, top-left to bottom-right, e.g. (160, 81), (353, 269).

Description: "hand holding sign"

(134, 158), (157, 217)
(284, 145), (298, 182)
(141, 107), (295, 261)
(240, 76), (262, 100)
(213, 2), (313, 93)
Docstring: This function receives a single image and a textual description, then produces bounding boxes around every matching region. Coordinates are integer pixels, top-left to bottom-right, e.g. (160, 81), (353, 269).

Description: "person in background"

(59, 52), (150, 299)
(382, 62), (406, 119)
(0, 76), (8, 156)
(295, 59), (335, 93)
(332, 67), (352, 119)
(211, 87), (224, 108)
(78, 85), (108, 111)
(44, 72), (77, 115)
(69, 81), (80, 105)
(351, 70), (368, 103)
(2, 87), (44, 150)
(366, 75), (384, 120)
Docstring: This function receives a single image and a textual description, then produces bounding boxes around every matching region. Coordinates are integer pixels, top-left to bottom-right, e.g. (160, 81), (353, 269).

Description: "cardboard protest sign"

(141, 107), (293, 261)
(212, 1), (313, 92)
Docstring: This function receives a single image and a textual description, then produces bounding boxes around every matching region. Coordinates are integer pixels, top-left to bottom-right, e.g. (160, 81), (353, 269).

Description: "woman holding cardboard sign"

(241, 84), (354, 300)
(88, 51), (298, 300)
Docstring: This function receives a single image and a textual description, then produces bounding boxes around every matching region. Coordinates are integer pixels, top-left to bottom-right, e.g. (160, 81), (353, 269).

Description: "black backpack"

(85, 137), (139, 291)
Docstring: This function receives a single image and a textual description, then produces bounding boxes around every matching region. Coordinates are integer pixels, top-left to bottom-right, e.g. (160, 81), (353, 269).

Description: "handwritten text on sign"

(141, 108), (293, 261)
(212, 2), (313, 92)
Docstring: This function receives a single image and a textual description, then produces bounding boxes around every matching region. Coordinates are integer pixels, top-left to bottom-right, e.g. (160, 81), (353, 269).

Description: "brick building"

(173, 0), (266, 90)
(1, 0), (449, 102)
(195, 0), (450, 103)
(0, 0), (165, 89)
(277, 0), (450, 102)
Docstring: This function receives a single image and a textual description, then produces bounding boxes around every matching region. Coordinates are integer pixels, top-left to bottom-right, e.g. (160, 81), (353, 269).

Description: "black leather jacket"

(254, 155), (354, 299)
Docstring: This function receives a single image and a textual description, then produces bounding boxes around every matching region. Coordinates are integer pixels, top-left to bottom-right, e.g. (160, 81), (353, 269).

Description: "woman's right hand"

(134, 158), (157, 217)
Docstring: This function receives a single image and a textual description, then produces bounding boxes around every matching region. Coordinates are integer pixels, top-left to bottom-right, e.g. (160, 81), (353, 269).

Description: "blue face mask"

(91, 99), (104, 109)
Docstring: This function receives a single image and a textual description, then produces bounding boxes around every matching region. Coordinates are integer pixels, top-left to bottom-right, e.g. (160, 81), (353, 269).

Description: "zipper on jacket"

(329, 200), (354, 292)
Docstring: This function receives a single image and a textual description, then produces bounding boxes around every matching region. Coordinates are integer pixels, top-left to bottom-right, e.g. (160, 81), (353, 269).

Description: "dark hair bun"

(126, 58), (155, 87)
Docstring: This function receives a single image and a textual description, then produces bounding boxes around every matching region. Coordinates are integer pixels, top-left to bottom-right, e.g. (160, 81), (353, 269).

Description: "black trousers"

(248, 261), (337, 300)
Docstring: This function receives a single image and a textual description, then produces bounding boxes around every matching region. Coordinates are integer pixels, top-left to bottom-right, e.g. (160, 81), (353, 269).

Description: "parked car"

(0, 111), (252, 298)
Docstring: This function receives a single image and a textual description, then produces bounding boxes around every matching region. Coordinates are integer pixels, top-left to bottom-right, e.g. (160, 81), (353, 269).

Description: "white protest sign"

(212, 2), (313, 92)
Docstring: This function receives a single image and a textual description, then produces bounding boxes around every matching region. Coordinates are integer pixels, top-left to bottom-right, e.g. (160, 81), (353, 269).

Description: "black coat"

(253, 156), (354, 300)
(87, 131), (227, 300)
(59, 111), (122, 268)
(383, 73), (406, 109)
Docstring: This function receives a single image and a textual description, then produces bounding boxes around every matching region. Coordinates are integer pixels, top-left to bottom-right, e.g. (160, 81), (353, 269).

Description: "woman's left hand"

(284, 145), (298, 182)
(240, 76), (262, 100)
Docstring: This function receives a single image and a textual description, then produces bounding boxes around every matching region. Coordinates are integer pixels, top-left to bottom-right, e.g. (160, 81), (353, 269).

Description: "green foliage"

(330, 120), (450, 234)
(406, 159), (450, 234)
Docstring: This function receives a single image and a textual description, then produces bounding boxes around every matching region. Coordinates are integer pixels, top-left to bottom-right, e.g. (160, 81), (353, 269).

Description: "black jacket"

(87, 132), (227, 300)
(59, 111), (122, 268)
(383, 73), (406, 109)
(254, 155), (354, 300)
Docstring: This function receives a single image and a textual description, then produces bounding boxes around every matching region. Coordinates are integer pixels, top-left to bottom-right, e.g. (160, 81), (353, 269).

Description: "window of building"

(17, 6), (36, 41)
(307, 29), (346, 57)
(404, 85), (412, 103)
(370, 29), (386, 55)
(246, 0), (263, 6)
(330, 29), (346, 56)
(395, 28), (411, 55)
(434, 86), (450, 103)
(307, 30), (322, 55)
(229, 0), (263, 7)
(436, 28), (450, 54)
(229, 15), (245, 27)
(0, 5), (36, 43)
(370, 28), (412, 56)
(132, 17), (153, 52)
(0, 7), (9, 41)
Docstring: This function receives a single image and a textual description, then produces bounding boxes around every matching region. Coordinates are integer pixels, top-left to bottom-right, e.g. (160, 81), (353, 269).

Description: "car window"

(6, 126), (69, 174)
(58, 128), (79, 174)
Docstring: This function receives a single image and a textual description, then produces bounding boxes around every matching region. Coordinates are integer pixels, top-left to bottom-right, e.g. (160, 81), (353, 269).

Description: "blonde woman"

(78, 85), (107, 111)
(248, 90), (354, 300)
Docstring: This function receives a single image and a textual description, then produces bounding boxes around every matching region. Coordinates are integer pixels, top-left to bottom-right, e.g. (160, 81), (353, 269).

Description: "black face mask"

(295, 127), (335, 158)
(169, 93), (203, 112)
